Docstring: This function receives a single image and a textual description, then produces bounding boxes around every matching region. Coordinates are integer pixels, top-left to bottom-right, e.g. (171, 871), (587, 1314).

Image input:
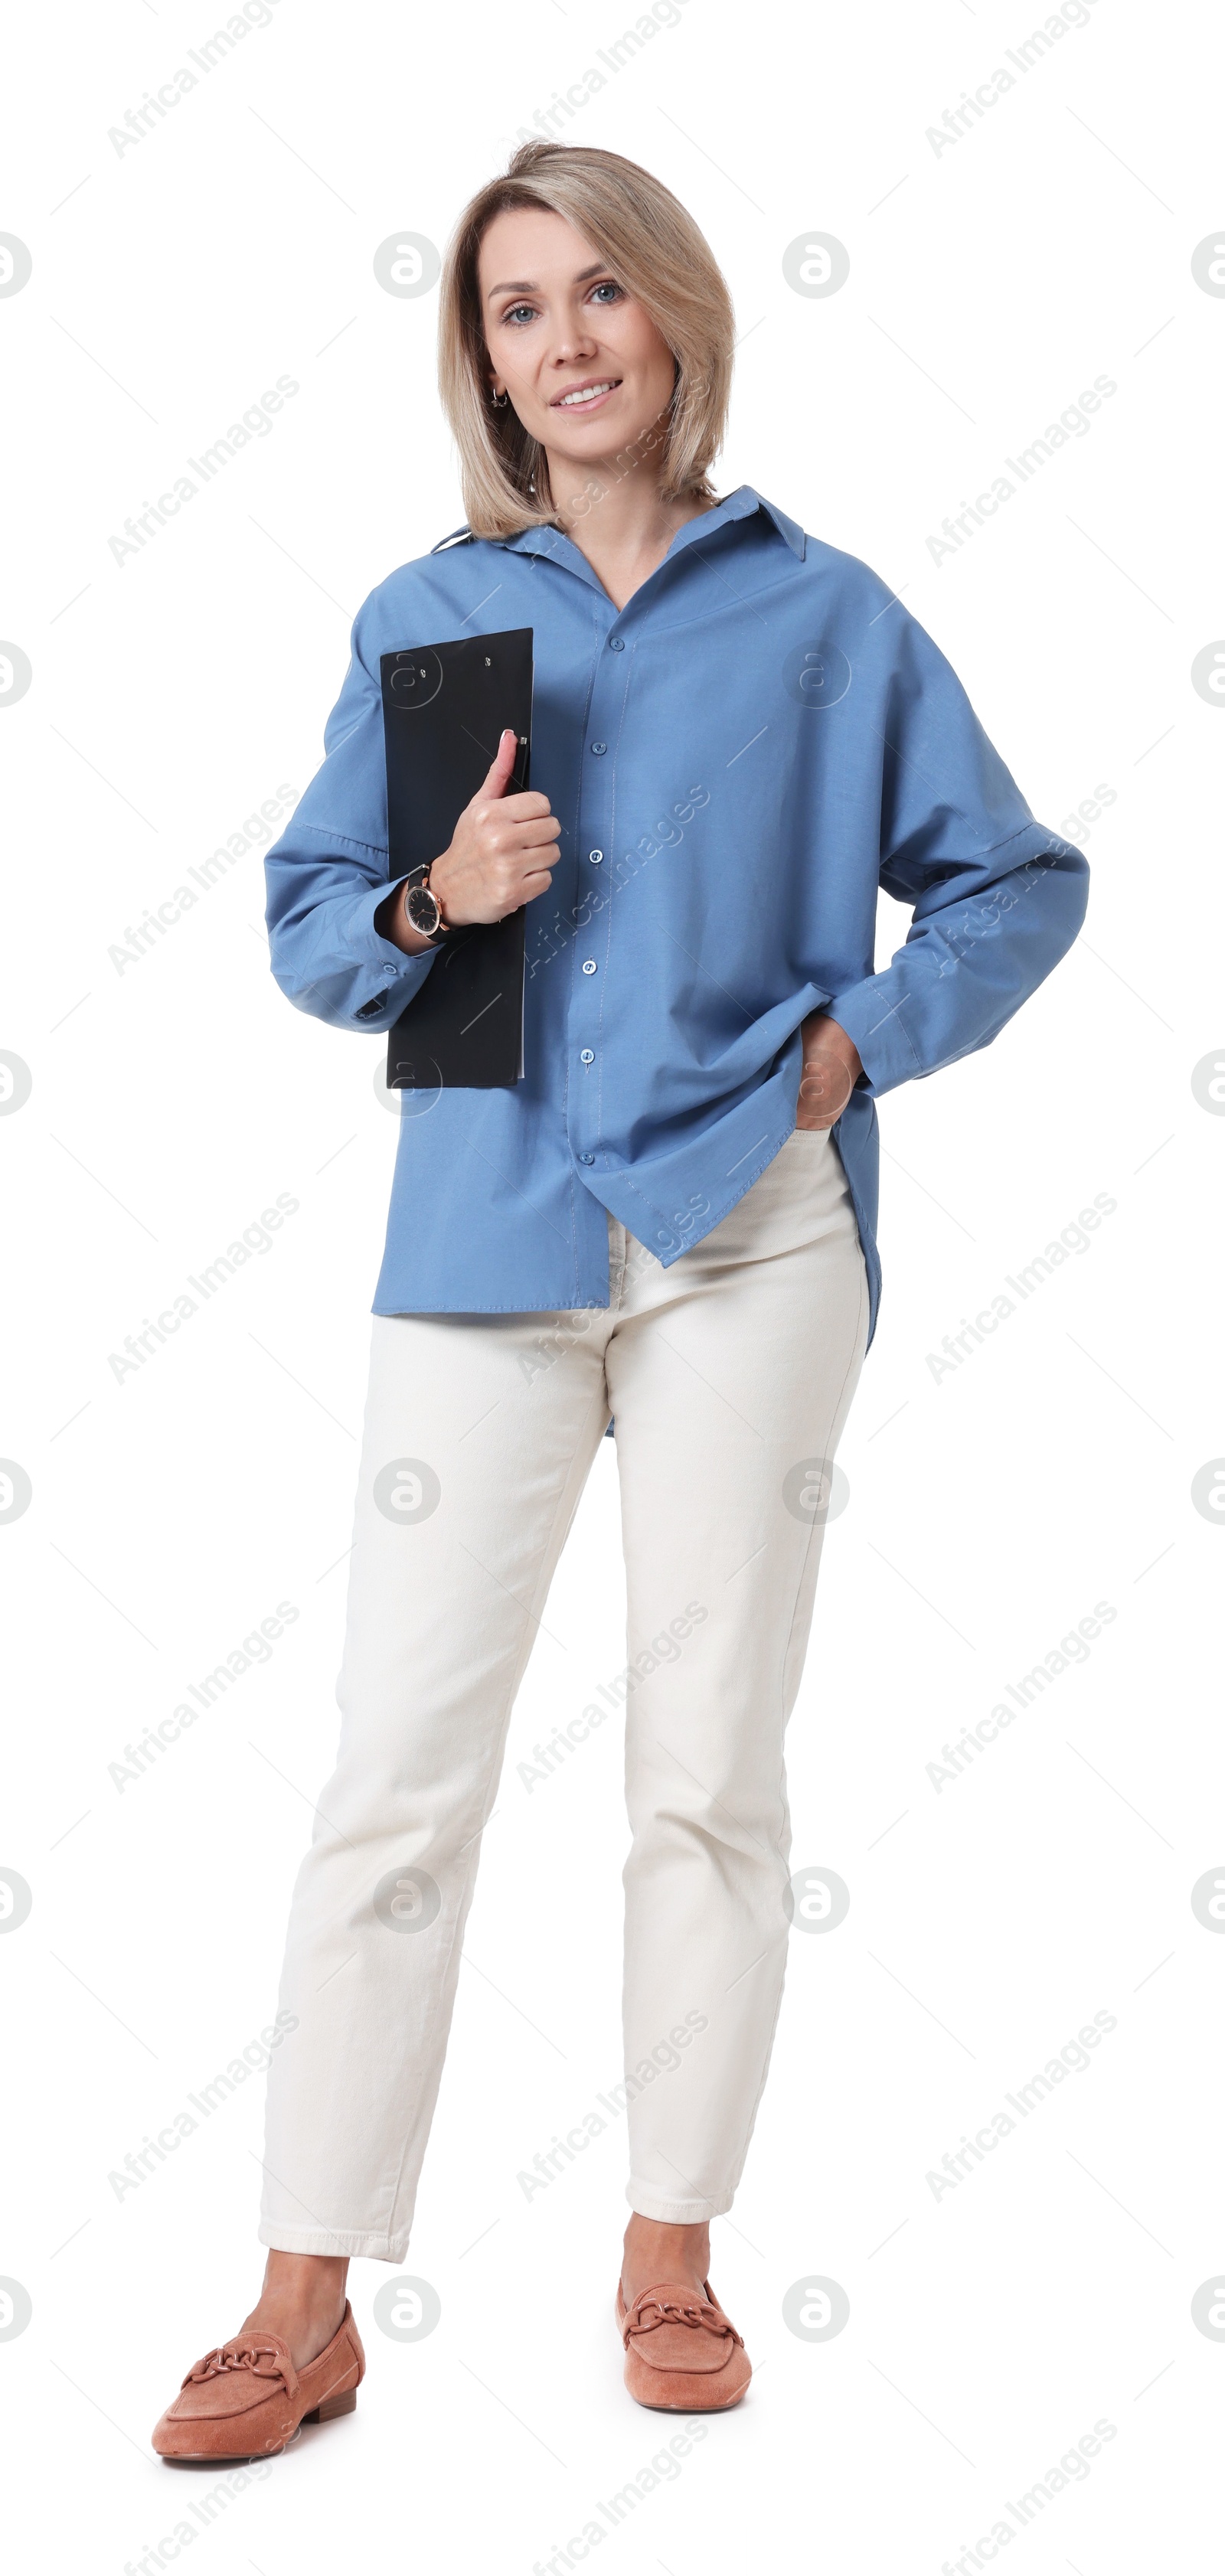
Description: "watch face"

(405, 883), (442, 936)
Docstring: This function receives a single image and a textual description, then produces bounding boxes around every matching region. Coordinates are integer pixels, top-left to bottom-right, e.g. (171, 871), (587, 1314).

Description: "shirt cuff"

(338, 881), (439, 1023)
(825, 979), (925, 1099)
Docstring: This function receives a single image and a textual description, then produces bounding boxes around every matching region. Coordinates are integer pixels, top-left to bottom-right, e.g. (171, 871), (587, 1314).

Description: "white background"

(2, 1), (1223, 2568)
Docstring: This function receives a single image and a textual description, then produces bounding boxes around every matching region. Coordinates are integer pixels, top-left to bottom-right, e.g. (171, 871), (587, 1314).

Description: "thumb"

(479, 726), (520, 802)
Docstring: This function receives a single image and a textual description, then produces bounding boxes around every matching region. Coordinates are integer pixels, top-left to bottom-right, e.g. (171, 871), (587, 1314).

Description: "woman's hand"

(377, 729), (560, 954)
(796, 1010), (862, 1128)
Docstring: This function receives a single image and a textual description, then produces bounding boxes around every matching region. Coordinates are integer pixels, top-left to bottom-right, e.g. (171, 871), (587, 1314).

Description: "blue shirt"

(264, 485), (1088, 1342)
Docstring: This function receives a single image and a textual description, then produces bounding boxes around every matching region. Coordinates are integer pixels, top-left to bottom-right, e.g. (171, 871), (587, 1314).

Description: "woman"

(152, 140), (1088, 2458)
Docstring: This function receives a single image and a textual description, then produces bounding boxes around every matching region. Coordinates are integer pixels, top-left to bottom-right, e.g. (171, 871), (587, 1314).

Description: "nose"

(550, 320), (599, 365)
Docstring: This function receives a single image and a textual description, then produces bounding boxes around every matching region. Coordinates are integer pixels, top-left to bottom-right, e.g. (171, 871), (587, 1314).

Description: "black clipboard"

(381, 628), (533, 1090)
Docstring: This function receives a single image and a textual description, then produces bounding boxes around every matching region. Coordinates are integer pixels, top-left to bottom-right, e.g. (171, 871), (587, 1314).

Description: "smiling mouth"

(551, 379), (622, 409)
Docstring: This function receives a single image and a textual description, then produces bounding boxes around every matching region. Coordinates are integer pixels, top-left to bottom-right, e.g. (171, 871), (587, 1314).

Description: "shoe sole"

(627, 2384), (750, 2412)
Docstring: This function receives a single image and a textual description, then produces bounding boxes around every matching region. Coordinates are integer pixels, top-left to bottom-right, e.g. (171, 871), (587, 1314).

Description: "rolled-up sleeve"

(828, 612), (1089, 1097)
(263, 604), (438, 1032)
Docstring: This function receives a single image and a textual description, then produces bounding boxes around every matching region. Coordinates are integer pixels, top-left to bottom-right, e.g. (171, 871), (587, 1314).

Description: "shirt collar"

(494, 485), (805, 573)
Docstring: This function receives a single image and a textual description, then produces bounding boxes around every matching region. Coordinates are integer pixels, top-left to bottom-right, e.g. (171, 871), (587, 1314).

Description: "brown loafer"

(152, 2302), (365, 2461)
(616, 2278), (751, 2412)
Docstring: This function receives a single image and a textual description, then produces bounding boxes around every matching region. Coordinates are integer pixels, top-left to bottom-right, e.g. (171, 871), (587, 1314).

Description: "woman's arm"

(822, 612), (1089, 1097)
(264, 619), (436, 1031)
(266, 620), (560, 1024)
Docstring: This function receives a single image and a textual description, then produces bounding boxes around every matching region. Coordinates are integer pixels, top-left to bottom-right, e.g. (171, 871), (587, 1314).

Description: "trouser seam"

(722, 1245), (869, 2203)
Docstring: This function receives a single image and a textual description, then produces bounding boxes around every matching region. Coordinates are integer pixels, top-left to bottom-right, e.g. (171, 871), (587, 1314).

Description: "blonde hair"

(437, 141), (735, 540)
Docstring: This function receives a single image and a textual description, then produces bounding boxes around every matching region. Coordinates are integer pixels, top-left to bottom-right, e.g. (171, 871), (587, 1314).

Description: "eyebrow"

(485, 260), (609, 301)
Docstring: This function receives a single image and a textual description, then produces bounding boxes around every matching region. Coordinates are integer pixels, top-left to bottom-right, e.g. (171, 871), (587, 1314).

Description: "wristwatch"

(401, 864), (451, 946)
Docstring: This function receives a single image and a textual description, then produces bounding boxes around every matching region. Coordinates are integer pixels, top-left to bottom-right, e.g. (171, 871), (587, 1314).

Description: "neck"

(540, 439), (717, 610)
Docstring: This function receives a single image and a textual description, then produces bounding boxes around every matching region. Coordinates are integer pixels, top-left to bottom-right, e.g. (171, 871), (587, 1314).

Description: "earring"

(489, 387), (508, 407)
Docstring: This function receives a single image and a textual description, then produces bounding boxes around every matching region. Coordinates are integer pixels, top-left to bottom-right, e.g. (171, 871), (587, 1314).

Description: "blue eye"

(590, 281), (622, 304)
(505, 303), (536, 326)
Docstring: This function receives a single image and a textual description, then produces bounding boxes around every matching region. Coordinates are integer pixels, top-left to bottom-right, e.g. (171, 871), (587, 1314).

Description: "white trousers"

(260, 1128), (869, 2258)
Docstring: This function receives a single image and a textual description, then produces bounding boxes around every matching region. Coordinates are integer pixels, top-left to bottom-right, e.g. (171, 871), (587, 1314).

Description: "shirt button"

(580, 1048), (594, 1065)
(588, 849), (603, 864)
(582, 958), (596, 975)
(578, 1150), (595, 1164)
(590, 741), (606, 755)
(609, 636), (625, 651)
